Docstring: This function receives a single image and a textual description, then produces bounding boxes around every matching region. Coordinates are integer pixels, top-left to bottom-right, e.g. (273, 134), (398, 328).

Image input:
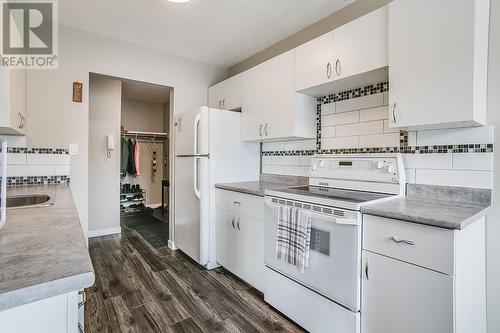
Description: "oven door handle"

(265, 200), (358, 226)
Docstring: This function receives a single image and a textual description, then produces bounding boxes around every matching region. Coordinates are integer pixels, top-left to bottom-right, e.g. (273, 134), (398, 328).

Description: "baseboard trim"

(88, 227), (121, 238)
(168, 240), (177, 250)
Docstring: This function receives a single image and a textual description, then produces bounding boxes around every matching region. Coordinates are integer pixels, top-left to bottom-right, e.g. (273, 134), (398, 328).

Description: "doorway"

(88, 74), (174, 249)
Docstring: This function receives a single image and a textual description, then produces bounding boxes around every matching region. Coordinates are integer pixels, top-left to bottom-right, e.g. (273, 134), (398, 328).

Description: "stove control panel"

(309, 154), (406, 195)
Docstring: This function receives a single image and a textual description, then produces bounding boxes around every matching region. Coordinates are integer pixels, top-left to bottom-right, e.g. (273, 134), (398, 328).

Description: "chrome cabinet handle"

(392, 102), (397, 123)
(233, 201), (241, 205)
(264, 123), (268, 136)
(18, 113), (25, 129)
(326, 62), (332, 79)
(365, 260), (369, 280)
(236, 218), (240, 230)
(390, 236), (415, 246)
(259, 124), (263, 137)
(218, 100), (221, 108)
(78, 290), (86, 309)
(231, 217), (236, 229)
(222, 99), (226, 109)
(335, 59), (341, 76)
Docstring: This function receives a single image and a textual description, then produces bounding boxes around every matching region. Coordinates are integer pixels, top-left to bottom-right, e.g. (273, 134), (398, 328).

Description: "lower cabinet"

(361, 251), (453, 333)
(362, 214), (487, 333)
(215, 190), (264, 291)
(0, 291), (79, 333)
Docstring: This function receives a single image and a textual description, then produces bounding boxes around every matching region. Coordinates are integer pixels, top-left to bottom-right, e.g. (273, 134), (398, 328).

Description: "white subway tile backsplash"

(27, 153), (70, 165)
(453, 153), (493, 171)
(321, 126), (336, 138)
(284, 139), (316, 151)
(358, 133), (400, 148)
(321, 103), (335, 116)
(262, 164), (284, 175)
(383, 92), (389, 106)
(6, 153), (27, 165)
(407, 131), (417, 146)
(383, 120), (400, 134)
(261, 155), (272, 165)
(262, 141), (285, 152)
(403, 154), (453, 169)
(415, 169), (492, 189)
(284, 166), (309, 177)
(283, 156), (300, 166)
(336, 93), (384, 113)
(417, 126), (494, 145)
(405, 168), (416, 184)
(54, 165), (71, 176)
(271, 155), (285, 165)
(8, 165), (55, 177)
(322, 111), (359, 127)
(299, 156), (313, 167)
(359, 106), (389, 122)
(322, 136), (359, 149)
(336, 121), (384, 137)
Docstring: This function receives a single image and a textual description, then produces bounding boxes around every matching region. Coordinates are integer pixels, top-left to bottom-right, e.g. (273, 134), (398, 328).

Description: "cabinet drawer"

(363, 215), (454, 275)
(215, 189), (264, 221)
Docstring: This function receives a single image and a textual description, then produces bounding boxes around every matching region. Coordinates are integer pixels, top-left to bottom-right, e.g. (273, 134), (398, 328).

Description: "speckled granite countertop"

(361, 196), (491, 230)
(215, 181), (298, 197)
(0, 185), (94, 311)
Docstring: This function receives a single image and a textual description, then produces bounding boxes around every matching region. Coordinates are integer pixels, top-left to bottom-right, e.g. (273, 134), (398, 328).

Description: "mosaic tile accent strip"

(2, 147), (69, 154)
(5, 175), (70, 186)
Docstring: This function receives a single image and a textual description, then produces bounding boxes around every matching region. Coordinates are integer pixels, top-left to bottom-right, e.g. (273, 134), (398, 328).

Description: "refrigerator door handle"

(193, 113), (202, 199)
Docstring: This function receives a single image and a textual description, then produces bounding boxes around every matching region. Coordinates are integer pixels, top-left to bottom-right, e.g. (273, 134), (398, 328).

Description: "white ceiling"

(59, 0), (355, 68)
(121, 79), (171, 104)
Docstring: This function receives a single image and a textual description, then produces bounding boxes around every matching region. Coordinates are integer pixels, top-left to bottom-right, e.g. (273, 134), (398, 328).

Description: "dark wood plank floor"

(85, 226), (306, 333)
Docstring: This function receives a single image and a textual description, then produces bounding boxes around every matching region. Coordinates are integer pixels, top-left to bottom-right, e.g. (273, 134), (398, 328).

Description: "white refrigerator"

(174, 106), (260, 268)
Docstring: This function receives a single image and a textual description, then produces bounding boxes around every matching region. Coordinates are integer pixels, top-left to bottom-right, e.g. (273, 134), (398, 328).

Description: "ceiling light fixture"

(168, 0), (191, 3)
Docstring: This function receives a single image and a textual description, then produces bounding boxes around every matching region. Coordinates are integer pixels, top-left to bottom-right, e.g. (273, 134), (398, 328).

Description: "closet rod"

(123, 130), (168, 138)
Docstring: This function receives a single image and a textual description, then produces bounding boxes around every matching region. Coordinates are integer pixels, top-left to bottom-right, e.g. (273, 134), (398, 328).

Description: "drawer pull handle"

(390, 236), (415, 246)
(233, 201), (241, 205)
(231, 218), (236, 229)
(236, 219), (240, 230)
(365, 260), (369, 280)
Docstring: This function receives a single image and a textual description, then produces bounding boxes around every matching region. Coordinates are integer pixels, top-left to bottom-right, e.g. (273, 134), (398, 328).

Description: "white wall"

(88, 76), (122, 235)
(487, 0), (500, 331)
(26, 26), (226, 238)
(121, 99), (166, 205)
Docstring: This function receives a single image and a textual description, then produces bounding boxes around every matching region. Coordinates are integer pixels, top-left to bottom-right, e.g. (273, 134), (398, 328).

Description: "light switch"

(69, 143), (78, 155)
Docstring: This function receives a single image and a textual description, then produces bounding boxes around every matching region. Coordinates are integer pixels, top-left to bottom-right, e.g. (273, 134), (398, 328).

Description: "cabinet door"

(235, 215), (264, 291)
(388, 0), (484, 129)
(0, 69), (26, 135)
(294, 32), (334, 91)
(208, 74), (242, 111)
(361, 251), (453, 333)
(215, 208), (238, 270)
(242, 50), (295, 141)
(333, 6), (388, 81)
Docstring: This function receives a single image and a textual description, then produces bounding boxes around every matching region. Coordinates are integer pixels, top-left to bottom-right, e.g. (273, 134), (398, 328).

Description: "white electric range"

(264, 154), (406, 333)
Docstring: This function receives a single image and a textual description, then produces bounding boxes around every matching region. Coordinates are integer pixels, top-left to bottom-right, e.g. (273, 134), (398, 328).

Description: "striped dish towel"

(276, 205), (312, 273)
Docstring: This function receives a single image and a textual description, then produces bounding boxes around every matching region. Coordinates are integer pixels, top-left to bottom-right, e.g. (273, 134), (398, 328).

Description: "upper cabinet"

(208, 73), (242, 111)
(333, 6), (388, 81)
(388, 0), (490, 130)
(241, 50), (316, 141)
(0, 69), (27, 136)
(295, 6), (388, 96)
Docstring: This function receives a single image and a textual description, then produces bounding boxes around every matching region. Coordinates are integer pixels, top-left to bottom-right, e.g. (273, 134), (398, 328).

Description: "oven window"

(310, 228), (330, 256)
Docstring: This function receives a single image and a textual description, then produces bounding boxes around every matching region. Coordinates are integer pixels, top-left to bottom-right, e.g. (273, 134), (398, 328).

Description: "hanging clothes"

(134, 139), (141, 176)
(120, 137), (129, 177)
(127, 138), (137, 175)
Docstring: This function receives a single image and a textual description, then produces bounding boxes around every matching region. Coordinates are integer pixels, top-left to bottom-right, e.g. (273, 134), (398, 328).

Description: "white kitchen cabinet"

(294, 32), (335, 92)
(215, 189), (265, 291)
(295, 6), (388, 97)
(0, 68), (27, 135)
(388, 0), (490, 130)
(362, 215), (487, 333)
(333, 6), (388, 81)
(0, 291), (79, 333)
(208, 73), (242, 111)
(241, 50), (316, 141)
(362, 251), (453, 333)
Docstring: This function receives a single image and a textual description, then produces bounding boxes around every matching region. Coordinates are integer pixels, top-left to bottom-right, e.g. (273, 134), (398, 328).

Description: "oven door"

(264, 196), (361, 312)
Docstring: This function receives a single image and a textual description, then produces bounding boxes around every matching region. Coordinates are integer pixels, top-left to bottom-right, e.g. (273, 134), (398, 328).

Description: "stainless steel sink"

(6, 194), (55, 209)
